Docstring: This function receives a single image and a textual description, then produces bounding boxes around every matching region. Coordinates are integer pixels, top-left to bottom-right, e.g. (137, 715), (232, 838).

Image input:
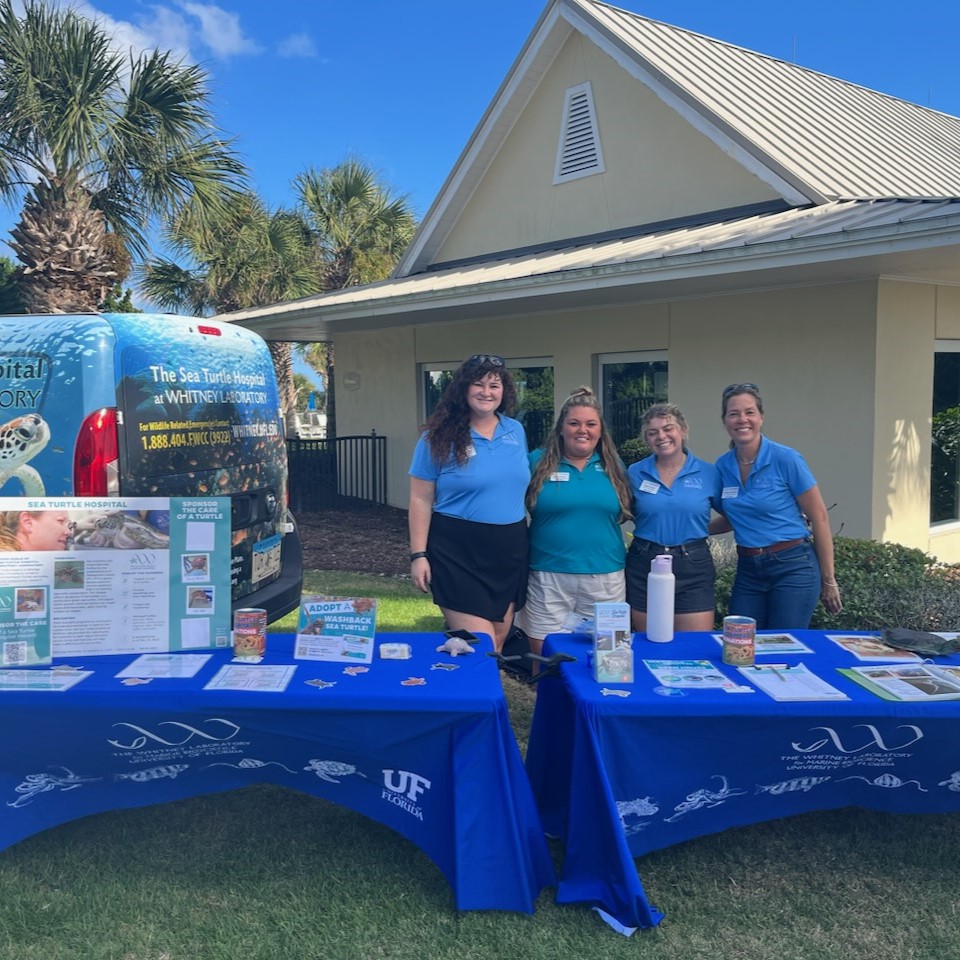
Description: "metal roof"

(586, 0), (960, 201)
(220, 199), (960, 337)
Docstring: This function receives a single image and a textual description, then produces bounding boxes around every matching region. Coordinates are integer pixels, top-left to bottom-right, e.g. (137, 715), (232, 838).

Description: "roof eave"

(224, 215), (960, 340)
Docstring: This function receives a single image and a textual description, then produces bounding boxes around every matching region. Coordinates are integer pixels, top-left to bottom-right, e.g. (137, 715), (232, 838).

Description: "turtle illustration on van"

(0, 413), (51, 496)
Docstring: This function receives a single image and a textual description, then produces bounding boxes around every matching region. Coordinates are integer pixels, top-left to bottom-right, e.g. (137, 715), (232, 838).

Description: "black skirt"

(427, 512), (528, 622)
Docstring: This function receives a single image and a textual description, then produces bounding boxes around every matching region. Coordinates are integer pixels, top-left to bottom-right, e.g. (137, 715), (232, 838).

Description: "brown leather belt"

(736, 537), (806, 557)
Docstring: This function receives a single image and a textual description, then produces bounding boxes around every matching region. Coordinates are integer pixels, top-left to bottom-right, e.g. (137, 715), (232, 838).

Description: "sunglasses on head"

(722, 382), (760, 397)
(466, 354), (505, 367)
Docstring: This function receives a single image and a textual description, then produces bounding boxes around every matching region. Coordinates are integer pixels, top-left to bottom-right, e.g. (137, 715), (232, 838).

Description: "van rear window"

(119, 341), (283, 481)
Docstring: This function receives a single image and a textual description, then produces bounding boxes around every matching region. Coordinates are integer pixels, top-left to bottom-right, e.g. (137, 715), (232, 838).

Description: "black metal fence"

(286, 433), (387, 511)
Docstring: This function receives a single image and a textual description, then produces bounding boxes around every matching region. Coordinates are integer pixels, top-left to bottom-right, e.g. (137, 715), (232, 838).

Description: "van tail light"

(74, 407), (120, 496)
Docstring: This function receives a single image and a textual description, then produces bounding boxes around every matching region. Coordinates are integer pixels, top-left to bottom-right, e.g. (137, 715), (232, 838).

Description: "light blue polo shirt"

(715, 437), (816, 547)
(409, 415), (529, 524)
(528, 450), (627, 574)
(629, 452), (721, 545)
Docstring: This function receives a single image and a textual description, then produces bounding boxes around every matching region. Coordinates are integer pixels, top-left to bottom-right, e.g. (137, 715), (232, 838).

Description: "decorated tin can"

(233, 608), (268, 658)
(722, 615), (756, 666)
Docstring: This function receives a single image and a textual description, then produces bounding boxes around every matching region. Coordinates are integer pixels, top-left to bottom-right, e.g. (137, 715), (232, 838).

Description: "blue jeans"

(729, 541), (820, 629)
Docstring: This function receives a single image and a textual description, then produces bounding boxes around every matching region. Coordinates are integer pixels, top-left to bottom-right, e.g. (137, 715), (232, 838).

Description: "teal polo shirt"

(527, 450), (627, 574)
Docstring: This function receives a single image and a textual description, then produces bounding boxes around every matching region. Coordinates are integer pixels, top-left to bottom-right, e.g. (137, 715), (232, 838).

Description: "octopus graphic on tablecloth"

(7, 766), (100, 808)
(664, 775), (748, 823)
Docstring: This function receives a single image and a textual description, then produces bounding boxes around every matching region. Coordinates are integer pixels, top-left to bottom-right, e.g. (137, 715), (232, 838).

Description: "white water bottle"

(646, 554), (675, 643)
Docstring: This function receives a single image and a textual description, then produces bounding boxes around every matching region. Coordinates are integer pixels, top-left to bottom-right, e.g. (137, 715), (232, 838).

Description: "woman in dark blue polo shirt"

(408, 354), (530, 652)
(714, 383), (842, 629)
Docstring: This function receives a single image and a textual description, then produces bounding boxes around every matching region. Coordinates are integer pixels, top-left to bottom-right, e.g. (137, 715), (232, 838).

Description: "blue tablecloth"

(0, 634), (555, 914)
(526, 630), (960, 929)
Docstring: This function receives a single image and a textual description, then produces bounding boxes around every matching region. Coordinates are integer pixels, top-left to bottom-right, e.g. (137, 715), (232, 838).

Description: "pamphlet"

(203, 663), (297, 692)
(839, 664), (960, 701)
(737, 662), (849, 701)
(826, 633), (920, 662)
(115, 653), (212, 679)
(711, 632), (812, 655)
(294, 596), (377, 663)
(0, 668), (93, 692)
(642, 659), (745, 692)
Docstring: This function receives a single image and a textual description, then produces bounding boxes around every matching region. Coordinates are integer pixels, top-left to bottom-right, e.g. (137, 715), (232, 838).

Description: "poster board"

(294, 596), (378, 663)
(0, 497), (231, 665)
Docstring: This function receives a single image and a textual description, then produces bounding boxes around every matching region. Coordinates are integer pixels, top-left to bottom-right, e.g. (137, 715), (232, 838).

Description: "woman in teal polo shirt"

(517, 386), (633, 656)
(627, 403), (721, 633)
(408, 354), (530, 653)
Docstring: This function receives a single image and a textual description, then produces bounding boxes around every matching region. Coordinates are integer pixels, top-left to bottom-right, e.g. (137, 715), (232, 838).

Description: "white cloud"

(178, 1), (262, 58)
(68, 2), (191, 61)
(277, 31), (318, 58)
(52, 2), (262, 63)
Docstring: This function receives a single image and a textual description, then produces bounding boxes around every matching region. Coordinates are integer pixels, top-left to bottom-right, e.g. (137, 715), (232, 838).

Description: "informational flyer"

(294, 596), (377, 664)
(711, 632), (813, 655)
(641, 659), (746, 692)
(204, 663), (297, 692)
(0, 497), (231, 665)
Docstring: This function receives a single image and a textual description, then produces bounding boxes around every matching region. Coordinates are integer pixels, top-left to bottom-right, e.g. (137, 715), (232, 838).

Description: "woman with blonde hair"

(517, 386), (632, 656)
(0, 510), (71, 551)
(627, 402), (721, 633)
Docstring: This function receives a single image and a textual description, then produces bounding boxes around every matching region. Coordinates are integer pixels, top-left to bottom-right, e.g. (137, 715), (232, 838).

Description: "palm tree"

(0, 0), (244, 313)
(140, 192), (319, 430)
(295, 159), (417, 436)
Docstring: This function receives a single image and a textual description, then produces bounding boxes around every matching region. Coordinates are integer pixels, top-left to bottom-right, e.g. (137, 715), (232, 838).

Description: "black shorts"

(427, 512), (528, 622)
(625, 537), (716, 614)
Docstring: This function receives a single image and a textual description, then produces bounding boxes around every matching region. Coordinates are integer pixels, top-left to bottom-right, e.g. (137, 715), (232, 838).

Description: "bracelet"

(410, 551), (428, 562)
(821, 579), (838, 587)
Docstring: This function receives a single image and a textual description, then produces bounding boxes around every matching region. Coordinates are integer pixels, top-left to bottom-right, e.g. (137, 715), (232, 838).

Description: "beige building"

(221, 0), (960, 561)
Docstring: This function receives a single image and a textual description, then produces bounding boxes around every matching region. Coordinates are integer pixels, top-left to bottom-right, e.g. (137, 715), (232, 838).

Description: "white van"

(0, 313), (302, 621)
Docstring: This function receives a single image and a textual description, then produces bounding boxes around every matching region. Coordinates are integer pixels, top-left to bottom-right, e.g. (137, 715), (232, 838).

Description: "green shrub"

(618, 436), (650, 466)
(712, 536), (960, 631)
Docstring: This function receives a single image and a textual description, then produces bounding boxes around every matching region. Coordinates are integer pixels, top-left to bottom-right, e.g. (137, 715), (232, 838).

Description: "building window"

(932, 343), (960, 523)
(598, 352), (669, 454)
(422, 360), (554, 452)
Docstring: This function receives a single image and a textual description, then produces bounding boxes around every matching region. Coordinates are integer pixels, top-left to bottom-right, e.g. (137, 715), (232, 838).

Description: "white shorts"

(516, 569), (625, 640)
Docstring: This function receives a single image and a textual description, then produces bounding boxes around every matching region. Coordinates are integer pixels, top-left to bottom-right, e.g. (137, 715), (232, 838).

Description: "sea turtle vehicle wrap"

(0, 313), (302, 621)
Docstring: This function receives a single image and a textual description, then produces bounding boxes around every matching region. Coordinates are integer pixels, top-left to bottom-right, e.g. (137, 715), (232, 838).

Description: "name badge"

(549, 472), (570, 482)
(639, 480), (660, 495)
(722, 486), (739, 499)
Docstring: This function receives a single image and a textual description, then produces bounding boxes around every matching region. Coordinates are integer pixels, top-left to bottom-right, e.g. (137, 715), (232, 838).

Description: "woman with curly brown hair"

(408, 354), (530, 652)
(517, 386), (632, 656)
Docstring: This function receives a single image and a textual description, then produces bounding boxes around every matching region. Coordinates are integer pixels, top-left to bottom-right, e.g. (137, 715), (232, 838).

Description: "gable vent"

(554, 81), (605, 184)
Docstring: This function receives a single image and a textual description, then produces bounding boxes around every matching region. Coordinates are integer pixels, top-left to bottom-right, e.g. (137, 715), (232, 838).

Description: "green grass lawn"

(1, 572), (959, 959)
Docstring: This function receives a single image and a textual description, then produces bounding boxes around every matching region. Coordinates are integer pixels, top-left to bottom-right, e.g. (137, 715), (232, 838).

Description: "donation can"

(233, 608), (267, 658)
(722, 615), (756, 666)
